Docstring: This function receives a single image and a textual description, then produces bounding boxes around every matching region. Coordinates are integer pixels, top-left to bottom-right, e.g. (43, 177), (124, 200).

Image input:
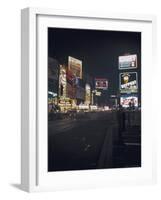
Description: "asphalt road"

(48, 111), (141, 171)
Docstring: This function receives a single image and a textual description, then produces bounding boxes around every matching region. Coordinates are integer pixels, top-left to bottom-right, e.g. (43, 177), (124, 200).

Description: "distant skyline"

(48, 28), (141, 95)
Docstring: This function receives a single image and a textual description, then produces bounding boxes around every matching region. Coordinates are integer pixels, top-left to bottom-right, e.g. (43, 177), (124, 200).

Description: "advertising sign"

(66, 68), (75, 85)
(66, 67), (77, 99)
(120, 72), (138, 93)
(66, 82), (76, 99)
(68, 56), (82, 79)
(95, 91), (101, 96)
(119, 54), (137, 69)
(95, 78), (108, 90)
(59, 65), (67, 97)
(59, 98), (71, 106)
(120, 95), (138, 108)
(85, 84), (91, 105)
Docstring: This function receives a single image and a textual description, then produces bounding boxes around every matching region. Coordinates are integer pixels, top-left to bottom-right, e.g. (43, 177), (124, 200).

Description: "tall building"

(48, 57), (59, 94)
(48, 57), (59, 107)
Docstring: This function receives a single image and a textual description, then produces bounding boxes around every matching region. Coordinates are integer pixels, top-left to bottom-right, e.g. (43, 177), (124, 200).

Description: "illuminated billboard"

(66, 67), (76, 99)
(120, 72), (138, 93)
(119, 54), (137, 69)
(120, 95), (138, 108)
(95, 78), (108, 90)
(66, 68), (75, 85)
(68, 56), (82, 79)
(95, 91), (101, 96)
(85, 84), (91, 105)
(66, 82), (76, 99)
(59, 65), (67, 97)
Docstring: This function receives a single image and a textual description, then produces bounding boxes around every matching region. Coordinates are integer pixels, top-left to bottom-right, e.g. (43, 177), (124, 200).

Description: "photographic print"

(48, 28), (141, 172)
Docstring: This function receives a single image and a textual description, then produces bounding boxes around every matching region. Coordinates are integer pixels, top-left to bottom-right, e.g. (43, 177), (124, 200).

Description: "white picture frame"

(21, 7), (157, 192)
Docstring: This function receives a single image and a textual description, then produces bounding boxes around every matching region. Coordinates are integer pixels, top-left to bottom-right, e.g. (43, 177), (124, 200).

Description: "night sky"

(48, 28), (141, 97)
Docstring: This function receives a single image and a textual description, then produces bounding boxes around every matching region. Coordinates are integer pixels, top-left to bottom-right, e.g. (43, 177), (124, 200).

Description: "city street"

(48, 111), (141, 171)
(48, 28), (141, 172)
